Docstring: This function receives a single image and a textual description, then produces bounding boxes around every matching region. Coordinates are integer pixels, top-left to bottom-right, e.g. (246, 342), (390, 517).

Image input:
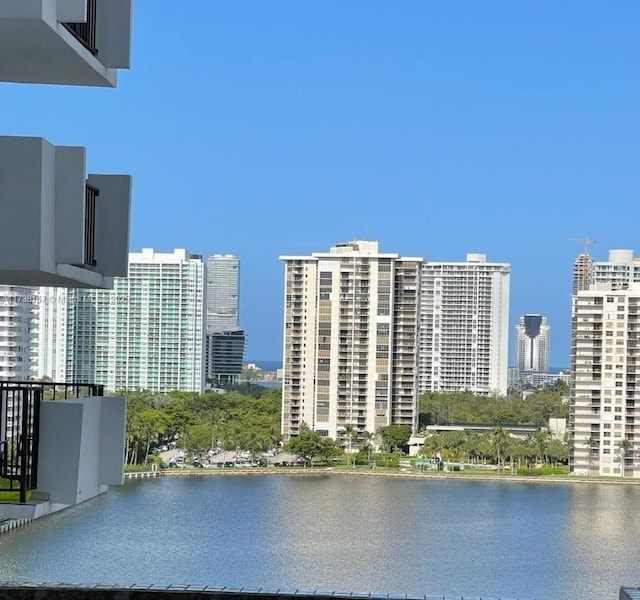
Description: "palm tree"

(585, 436), (598, 476)
(492, 427), (510, 474)
(343, 424), (357, 466)
(617, 438), (632, 478)
(360, 430), (374, 468)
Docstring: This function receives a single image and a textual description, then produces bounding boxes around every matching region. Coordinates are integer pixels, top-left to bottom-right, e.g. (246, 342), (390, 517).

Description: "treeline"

(419, 382), (569, 429)
(124, 387), (281, 465)
(419, 427), (568, 468)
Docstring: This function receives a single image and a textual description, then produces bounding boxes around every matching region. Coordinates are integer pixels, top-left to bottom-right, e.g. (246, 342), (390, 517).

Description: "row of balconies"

(0, 1), (132, 289)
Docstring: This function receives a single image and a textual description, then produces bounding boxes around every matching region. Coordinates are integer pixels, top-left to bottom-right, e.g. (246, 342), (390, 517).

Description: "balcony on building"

(0, 380), (125, 520)
(0, 136), (131, 289)
(0, 0), (132, 87)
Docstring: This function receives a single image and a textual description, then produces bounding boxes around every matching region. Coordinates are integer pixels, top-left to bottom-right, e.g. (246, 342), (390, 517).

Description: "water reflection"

(0, 475), (639, 599)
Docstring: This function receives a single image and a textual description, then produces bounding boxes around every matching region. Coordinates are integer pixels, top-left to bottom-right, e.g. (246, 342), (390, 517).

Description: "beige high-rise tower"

(280, 241), (421, 443)
(569, 249), (640, 477)
(570, 284), (640, 477)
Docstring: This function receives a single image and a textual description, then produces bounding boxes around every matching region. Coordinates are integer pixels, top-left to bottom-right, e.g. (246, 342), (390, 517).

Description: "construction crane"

(568, 237), (596, 256)
(569, 237), (596, 292)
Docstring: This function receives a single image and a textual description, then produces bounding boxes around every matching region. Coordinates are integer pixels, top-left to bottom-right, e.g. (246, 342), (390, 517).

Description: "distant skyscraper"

(204, 254), (244, 384)
(280, 241), (421, 442)
(205, 329), (246, 384)
(206, 255), (240, 332)
(37, 249), (206, 393)
(418, 254), (510, 396)
(515, 314), (549, 373)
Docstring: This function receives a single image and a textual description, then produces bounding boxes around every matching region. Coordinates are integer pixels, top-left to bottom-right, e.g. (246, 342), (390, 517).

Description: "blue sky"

(3, 1), (639, 365)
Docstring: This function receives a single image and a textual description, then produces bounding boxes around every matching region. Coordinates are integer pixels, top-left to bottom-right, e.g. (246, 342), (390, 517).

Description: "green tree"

(284, 423), (324, 466)
(379, 424), (412, 453)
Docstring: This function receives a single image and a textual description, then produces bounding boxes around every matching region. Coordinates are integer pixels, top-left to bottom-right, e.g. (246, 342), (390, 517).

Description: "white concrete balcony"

(0, 0), (131, 87)
(0, 136), (131, 289)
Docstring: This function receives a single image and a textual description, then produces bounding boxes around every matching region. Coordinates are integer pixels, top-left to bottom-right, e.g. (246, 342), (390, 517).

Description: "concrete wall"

(0, 137), (46, 270)
(99, 396), (126, 485)
(95, 0), (132, 69)
(87, 174), (132, 278)
(55, 145), (86, 266)
(37, 396), (126, 506)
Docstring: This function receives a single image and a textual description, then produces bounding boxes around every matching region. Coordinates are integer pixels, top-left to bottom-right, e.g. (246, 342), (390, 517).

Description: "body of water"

(0, 475), (639, 599)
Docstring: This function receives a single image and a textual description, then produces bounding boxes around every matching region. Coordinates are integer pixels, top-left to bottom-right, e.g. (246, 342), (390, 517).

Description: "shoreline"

(126, 468), (640, 486)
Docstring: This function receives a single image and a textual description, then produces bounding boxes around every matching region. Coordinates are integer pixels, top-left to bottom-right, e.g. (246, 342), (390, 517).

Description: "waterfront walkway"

(124, 467), (640, 486)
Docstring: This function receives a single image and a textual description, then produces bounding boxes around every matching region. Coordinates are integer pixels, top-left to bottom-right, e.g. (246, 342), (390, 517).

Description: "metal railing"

(0, 385), (41, 504)
(62, 0), (99, 56)
(84, 183), (99, 267)
(0, 382), (103, 504)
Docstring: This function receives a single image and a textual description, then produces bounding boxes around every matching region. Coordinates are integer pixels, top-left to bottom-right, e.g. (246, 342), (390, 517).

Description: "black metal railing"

(62, 0), (99, 55)
(0, 385), (41, 504)
(84, 183), (99, 267)
(0, 382), (103, 504)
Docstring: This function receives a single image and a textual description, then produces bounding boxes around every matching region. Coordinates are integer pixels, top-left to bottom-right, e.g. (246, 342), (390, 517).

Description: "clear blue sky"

(3, 1), (639, 365)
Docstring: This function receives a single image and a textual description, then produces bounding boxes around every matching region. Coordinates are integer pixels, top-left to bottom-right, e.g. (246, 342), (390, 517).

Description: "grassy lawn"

(0, 477), (31, 502)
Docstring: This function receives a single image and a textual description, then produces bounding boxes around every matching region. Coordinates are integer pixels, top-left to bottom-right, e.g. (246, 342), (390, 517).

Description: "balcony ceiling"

(0, 266), (113, 289)
(0, 20), (115, 87)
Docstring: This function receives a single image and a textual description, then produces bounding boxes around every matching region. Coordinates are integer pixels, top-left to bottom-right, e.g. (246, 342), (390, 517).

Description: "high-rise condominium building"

(206, 255), (240, 331)
(280, 241), (421, 442)
(418, 254), (510, 397)
(0, 286), (36, 380)
(515, 314), (549, 373)
(570, 284), (640, 477)
(37, 249), (206, 393)
(569, 248), (640, 476)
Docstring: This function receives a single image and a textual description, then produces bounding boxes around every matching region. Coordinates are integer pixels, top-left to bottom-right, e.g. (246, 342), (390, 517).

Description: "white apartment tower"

(515, 314), (550, 373)
(206, 254), (240, 332)
(37, 249), (206, 393)
(0, 286), (37, 380)
(280, 241), (421, 442)
(418, 254), (510, 396)
(570, 284), (640, 477)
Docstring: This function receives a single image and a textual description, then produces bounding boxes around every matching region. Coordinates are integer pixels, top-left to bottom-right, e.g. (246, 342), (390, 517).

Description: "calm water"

(0, 475), (639, 599)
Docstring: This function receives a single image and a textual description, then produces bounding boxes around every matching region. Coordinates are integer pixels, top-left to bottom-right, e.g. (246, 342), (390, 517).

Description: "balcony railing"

(84, 183), (99, 266)
(0, 385), (41, 503)
(62, 0), (99, 56)
(0, 381), (104, 504)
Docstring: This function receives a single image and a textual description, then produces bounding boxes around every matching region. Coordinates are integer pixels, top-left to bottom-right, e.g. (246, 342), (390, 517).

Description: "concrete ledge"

(0, 499), (50, 519)
(0, 583), (535, 600)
